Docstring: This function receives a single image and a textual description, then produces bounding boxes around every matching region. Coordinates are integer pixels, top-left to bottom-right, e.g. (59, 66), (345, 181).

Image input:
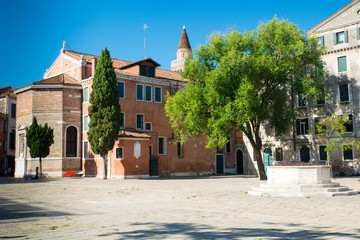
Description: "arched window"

(66, 126), (77, 157)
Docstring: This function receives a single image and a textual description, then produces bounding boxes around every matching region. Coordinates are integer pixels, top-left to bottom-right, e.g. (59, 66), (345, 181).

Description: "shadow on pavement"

(0, 177), (58, 185)
(0, 197), (72, 221)
(97, 222), (360, 239)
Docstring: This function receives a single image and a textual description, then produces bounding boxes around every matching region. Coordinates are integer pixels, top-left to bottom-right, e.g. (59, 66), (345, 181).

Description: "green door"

(263, 148), (273, 174)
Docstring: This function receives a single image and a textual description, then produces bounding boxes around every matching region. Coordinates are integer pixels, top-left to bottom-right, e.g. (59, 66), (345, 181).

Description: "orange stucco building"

(14, 27), (257, 178)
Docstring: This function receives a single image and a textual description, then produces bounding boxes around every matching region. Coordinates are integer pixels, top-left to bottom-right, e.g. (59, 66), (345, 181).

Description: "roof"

(118, 129), (151, 139)
(0, 86), (17, 98)
(306, 0), (359, 34)
(119, 58), (161, 69)
(178, 26), (192, 51)
(64, 50), (183, 81)
(32, 74), (81, 86)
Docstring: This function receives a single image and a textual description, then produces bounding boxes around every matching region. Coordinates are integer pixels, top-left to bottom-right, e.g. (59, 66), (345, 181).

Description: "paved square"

(1, 176), (360, 239)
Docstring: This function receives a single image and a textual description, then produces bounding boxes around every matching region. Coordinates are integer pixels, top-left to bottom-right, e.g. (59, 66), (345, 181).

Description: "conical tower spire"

(171, 26), (193, 72)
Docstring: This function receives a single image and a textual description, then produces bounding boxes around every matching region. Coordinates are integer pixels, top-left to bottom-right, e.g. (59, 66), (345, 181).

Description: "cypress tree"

(88, 47), (121, 179)
(26, 116), (54, 178)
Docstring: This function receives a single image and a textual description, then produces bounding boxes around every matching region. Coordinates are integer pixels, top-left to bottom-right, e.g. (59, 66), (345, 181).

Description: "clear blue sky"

(0, 0), (351, 88)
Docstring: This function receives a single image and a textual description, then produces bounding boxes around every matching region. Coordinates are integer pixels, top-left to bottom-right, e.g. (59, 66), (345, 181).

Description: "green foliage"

(88, 47), (121, 156)
(26, 116), (54, 159)
(316, 114), (360, 166)
(165, 17), (325, 179)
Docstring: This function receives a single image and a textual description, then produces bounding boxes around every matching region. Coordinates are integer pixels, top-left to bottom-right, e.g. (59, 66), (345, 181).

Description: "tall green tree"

(88, 47), (121, 179)
(165, 17), (325, 180)
(26, 116), (54, 178)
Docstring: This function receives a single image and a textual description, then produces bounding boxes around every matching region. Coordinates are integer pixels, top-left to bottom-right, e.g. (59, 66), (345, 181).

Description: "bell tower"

(171, 26), (192, 72)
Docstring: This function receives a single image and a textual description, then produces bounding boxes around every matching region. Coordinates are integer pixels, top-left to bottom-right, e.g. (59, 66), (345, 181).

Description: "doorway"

(236, 149), (244, 174)
(300, 146), (310, 163)
(216, 154), (224, 174)
(263, 148), (273, 174)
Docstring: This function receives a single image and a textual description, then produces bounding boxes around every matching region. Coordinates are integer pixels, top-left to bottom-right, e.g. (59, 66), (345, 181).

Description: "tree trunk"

(102, 154), (107, 180)
(39, 157), (42, 178)
(254, 147), (267, 180)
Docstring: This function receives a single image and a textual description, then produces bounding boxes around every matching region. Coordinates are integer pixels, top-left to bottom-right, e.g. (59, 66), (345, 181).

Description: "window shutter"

(305, 119), (309, 134)
(344, 30), (349, 43)
(320, 36), (325, 47)
(357, 27), (360, 40)
(334, 33), (337, 45)
(296, 119), (300, 135)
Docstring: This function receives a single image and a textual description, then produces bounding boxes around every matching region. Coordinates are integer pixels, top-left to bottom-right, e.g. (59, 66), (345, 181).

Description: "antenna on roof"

(62, 40), (66, 53)
(143, 24), (149, 58)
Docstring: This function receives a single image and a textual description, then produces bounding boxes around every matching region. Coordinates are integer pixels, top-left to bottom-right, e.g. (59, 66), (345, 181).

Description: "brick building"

(15, 28), (257, 178)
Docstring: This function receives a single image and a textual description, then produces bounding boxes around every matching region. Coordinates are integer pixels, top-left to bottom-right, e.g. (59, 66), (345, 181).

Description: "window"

(339, 84), (349, 103)
(119, 112), (125, 129)
(334, 30), (348, 45)
(3, 119), (6, 131)
(83, 116), (89, 132)
(177, 141), (184, 158)
(9, 130), (15, 149)
(11, 104), (16, 118)
(154, 87), (162, 103)
(343, 114), (353, 132)
(225, 136), (231, 153)
(275, 148), (283, 161)
(66, 126), (77, 157)
(145, 86), (152, 102)
(83, 87), (89, 103)
(318, 36), (324, 47)
(136, 84), (144, 101)
(145, 122), (152, 131)
(136, 114), (144, 130)
(316, 88), (325, 105)
(296, 118), (309, 135)
(139, 65), (155, 78)
(158, 137), (166, 155)
(2, 140), (5, 151)
(83, 141), (89, 159)
(343, 145), (353, 161)
(118, 82), (125, 99)
(319, 146), (327, 161)
(338, 56), (347, 73)
(298, 93), (307, 107)
(315, 117), (326, 134)
(115, 147), (124, 160)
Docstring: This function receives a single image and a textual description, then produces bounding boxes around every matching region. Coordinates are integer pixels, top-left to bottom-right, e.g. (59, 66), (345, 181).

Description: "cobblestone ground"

(1, 176), (360, 240)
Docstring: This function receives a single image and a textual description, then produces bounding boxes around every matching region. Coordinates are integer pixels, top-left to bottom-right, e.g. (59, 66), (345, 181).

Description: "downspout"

(291, 84), (297, 161)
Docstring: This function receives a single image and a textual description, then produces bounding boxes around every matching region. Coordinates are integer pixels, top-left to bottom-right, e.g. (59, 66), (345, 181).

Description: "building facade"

(249, 0), (360, 176)
(15, 29), (257, 178)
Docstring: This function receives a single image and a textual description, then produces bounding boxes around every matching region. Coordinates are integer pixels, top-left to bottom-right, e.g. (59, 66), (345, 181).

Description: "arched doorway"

(300, 146), (310, 163)
(236, 149), (244, 174)
(263, 148), (273, 174)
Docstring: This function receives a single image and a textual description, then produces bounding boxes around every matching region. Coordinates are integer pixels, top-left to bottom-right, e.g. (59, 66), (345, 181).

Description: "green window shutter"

(334, 33), (337, 45)
(154, 87), (162, 103)
(83, 87), (89, 102)
(136, 85), (143, 100)
(145, 86), (152, 101)
(338, 56), (347, 73)
(320, 36), (325, 47)
(357, 27), (360, 40)
(117, 82), (124, 98)
(84, 116), (89, 132)
(296, 119), (301, 135)
(345, 30), (349, 43)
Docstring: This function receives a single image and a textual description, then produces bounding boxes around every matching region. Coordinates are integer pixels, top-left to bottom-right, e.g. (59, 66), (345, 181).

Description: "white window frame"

(136, 113), (144, 130)
(136, 84), (144, 101)
(83, 87), (89, 103)
(145, 122), (152, 131)
(158, 136), (167, 155)
(83, 115), (89, 132)
(297, 118), (309, 135)
(65, 125), (79, 158)
(83, 141), (90, 159)
(337, 56), (348, 73)
(115, 147), (124, 160)
(342, 144), (354, 161)
(118, 81), (125, 99)
(154, 86), (162, 103)
(145, 85), (152, 102)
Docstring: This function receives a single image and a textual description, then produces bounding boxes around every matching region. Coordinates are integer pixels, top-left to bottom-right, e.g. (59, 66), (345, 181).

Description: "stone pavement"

(1, 176), (360, 239)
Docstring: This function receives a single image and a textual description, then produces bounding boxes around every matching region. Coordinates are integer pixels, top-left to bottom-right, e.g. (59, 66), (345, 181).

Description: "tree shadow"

(0, 177), (56, 185)
(98, 222), (360, 239)
(0, 197), (73, 221)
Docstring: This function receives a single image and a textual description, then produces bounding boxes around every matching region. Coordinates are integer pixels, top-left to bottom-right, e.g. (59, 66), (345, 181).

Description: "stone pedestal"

(249, 165), (357, 197)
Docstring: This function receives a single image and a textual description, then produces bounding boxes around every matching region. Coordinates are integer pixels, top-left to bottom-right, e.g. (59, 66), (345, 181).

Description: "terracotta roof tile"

(0, 86), (17, 98)
(178, 26), (192, 51)
(32, 74), (81, 86)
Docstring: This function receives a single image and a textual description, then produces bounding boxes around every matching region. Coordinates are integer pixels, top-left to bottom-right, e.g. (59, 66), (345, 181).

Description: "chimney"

(92, 57), (98, 77)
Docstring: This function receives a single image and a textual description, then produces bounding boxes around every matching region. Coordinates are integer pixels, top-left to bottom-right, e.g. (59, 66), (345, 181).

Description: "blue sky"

(0, 0), (350, 88)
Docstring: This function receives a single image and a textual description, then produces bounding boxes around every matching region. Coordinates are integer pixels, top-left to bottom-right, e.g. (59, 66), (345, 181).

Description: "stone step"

(259, 183), (340, 189)
(326, 186), (350, 192)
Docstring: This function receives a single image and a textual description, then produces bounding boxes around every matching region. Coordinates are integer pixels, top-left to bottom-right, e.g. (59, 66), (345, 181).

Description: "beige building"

(250, 0), (360, 176)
